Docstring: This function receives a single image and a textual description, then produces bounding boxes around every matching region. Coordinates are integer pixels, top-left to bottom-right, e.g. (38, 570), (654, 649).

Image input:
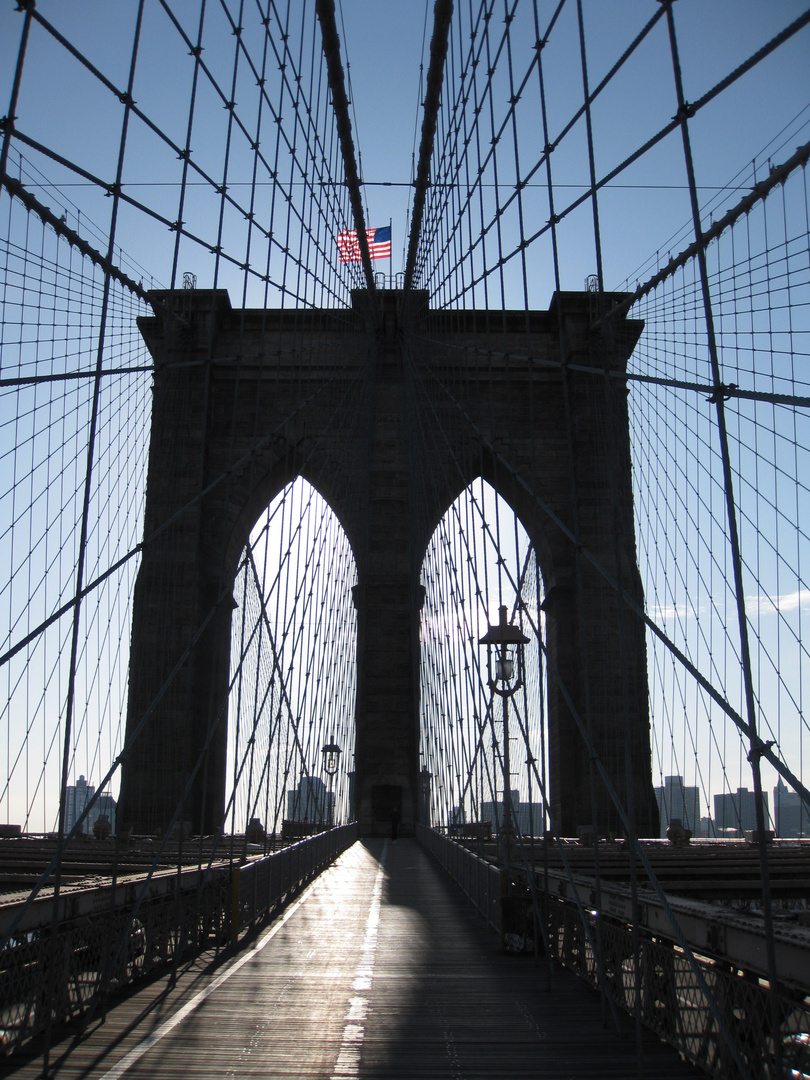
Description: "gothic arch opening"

(418, 478), (548, 838)
(225, 477), (358, 843)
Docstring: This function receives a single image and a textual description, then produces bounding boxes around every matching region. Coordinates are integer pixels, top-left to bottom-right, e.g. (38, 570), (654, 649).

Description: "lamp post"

(479, 604), (529, 871)
(321, 736), (341, 828)
(420, 767), (432, 825)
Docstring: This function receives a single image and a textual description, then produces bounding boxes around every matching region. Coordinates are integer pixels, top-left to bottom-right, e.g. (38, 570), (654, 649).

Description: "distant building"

(64, 775), (94, 835)
(654, 776), (701, 838)
(63, 776), (117, 835)
(773, 780), (806, 838)
(94, 793), (117, 834)
(699, 816), (717, 838)
(713, 787), (770, 837)
(512, 801), (545, 836)
(287, 775), (333, 824)
(481, 793), (545, 836)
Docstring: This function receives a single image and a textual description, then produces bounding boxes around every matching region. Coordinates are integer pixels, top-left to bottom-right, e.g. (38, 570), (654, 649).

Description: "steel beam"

(315, 0), (376, 296)
(404, 0), (453, 291)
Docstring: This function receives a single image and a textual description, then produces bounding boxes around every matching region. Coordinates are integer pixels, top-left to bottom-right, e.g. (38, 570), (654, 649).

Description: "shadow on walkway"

(7, 837), (703, 1078)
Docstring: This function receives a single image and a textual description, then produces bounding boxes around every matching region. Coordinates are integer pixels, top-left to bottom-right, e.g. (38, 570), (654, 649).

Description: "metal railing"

(416, 823), (503, 934)
(231, 824), (357, 940)
(417, 826), (810, 1079)
(0, 824), (357, 1057)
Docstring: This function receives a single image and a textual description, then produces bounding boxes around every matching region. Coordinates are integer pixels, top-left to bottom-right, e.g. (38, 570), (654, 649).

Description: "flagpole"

(389, 216), (392, 288)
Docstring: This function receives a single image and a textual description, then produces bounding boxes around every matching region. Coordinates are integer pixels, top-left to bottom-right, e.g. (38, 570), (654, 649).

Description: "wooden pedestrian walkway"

(8, 839), (702, 1078)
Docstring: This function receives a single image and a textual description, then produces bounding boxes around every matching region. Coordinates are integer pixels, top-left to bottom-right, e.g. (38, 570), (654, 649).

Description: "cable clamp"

(707, 382), (737, 404)
(747, 739), (775, 764)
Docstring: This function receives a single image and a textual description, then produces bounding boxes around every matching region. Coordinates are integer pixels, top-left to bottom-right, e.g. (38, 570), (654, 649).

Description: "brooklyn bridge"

(1, 1), (809, 1076)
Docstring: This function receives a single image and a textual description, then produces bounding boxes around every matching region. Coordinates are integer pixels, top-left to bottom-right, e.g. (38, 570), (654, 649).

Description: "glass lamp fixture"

(321, 736), (342, 776)
(479, 605), (529, 695)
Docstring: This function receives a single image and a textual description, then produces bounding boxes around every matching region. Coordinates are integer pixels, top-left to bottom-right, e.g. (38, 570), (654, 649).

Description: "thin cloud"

(648, 601), (702, 623)
(746, 589), (810, 615)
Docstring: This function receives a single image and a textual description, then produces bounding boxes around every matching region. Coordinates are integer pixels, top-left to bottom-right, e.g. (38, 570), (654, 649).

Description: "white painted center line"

(331, 842), (388, 1079)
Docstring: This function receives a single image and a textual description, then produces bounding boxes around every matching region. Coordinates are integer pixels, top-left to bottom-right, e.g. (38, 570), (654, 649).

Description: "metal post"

(502, 693), (513, 872)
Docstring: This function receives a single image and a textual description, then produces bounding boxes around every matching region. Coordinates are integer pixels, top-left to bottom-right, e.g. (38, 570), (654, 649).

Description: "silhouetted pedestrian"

(391, 806), (400, 843)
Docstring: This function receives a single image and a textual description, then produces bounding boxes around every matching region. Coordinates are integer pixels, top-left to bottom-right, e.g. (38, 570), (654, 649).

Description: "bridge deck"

(10, 839), (702, 1079)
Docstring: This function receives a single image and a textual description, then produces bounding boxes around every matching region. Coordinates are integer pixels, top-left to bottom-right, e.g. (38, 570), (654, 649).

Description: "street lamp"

(420, 767), (432, 825)
(479, 604), (529, 869)
(321, 735), (341, 828)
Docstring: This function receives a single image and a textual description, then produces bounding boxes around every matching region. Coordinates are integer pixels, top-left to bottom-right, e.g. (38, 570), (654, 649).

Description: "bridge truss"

(1, 1), (809, 1075)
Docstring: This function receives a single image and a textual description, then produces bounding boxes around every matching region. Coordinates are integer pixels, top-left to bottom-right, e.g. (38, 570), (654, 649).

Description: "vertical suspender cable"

(664, 7), (780, 1076)
(45, 6), (147, 1074)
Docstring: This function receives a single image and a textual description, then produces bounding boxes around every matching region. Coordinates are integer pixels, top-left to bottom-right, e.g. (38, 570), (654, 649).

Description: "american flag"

(337, 225), (391, 262)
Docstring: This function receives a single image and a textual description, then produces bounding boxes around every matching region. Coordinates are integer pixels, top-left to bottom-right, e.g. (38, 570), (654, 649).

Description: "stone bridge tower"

(118, 288), (658, 840)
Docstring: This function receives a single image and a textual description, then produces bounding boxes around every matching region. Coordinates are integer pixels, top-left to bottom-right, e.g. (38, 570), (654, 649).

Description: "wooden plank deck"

(8, 839), (703, 1078)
